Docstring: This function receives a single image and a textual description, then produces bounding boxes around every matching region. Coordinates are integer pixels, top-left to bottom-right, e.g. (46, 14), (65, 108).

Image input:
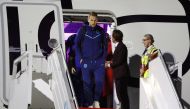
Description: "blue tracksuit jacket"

(75, 25), (107, 61)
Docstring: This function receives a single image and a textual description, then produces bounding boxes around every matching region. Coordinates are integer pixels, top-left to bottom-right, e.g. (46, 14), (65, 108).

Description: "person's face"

(142, 36), (151, 48)
(112, 36), (117, 43)
(88, 15), (97, 27)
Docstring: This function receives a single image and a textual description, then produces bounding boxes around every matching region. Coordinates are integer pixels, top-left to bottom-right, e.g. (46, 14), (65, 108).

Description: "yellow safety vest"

(141, 46), (157, 78)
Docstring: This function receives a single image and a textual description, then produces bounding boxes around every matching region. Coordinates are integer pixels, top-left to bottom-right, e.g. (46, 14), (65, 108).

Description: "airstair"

(47, 44), (78, 109)
(0, 0), (187, 108)
(0, 47), (78, 109)
(0, 37), (185, 109)
(140, 50), (184, 109)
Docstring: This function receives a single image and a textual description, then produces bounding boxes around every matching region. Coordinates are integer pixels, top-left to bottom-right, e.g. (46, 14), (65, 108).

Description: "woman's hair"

(112, 29), (123, 42)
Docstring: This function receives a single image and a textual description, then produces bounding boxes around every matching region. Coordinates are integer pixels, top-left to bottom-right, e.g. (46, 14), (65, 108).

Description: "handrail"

(12, 52), (45, 79)
(12, 52), (31, 79)
(140, 49), (184, 109)
(1, 51), (36, 106)
(159, 53), (183, 109)
(48, 45), (79, 109)
(158, 50), (184, 109)
(9, 51), (46, 109)
(59, 45), (79, 109)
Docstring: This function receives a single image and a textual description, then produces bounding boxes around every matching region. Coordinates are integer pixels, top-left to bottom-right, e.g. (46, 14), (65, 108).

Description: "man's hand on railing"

(71, 67), (76, 74)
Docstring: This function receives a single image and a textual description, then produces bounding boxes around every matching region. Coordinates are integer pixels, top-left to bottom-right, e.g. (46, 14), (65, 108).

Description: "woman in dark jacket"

(105, 29), (130, 109)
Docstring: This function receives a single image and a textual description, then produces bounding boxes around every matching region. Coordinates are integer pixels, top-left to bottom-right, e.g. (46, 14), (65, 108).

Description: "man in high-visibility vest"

(140, 34), (158, 78)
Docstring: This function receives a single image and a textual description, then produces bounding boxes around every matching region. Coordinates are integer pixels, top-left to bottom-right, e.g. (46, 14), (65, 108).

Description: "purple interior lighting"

(64, 22), (83, 33)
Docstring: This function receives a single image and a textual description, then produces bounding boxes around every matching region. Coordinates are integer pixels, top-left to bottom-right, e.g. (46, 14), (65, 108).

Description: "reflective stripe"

(141, 46), (157, 66)
(141, 46), (157, 78)
(147, 46), (157, 54)
(141, 55), (149, 66)
(85, 33), (101, 39)
(143, 70), (149, 78)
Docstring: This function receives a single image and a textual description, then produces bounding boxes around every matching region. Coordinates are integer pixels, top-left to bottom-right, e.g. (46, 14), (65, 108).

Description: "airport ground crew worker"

(140, 34), (158, 78)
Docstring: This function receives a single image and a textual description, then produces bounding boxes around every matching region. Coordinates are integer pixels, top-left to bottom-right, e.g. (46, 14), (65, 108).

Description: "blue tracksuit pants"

(81, 58), (105, 106)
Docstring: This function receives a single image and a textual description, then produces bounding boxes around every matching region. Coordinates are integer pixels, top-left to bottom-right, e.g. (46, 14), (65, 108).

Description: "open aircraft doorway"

(62, 9), (117, 109)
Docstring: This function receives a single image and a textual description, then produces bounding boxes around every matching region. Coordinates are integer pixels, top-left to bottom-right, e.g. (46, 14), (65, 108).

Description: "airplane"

(0, 0), (190, 109)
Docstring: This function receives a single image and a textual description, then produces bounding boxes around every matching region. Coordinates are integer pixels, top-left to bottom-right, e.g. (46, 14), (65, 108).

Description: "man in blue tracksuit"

(75, 12), (107, 108)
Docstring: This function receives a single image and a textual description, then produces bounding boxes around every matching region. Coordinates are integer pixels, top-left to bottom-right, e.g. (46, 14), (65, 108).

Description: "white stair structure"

(47, 45), (78, 109)
(1, 49), (78, 109)
(0, 0), (76, 108)
(8, 52), (33, 109)
(140, 51), (184, 109)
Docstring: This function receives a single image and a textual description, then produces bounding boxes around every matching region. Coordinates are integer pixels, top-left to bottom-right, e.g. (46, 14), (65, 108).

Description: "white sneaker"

(88, 105), (93, 108)
(116, 103), (121, 109)
(93, 101), (100, 108)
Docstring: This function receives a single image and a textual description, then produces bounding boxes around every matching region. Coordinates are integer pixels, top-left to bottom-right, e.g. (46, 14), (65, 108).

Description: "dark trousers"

(115, 77), (130, 109)
(70, 67), (84, 106)
(81, 58), (105, 106)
